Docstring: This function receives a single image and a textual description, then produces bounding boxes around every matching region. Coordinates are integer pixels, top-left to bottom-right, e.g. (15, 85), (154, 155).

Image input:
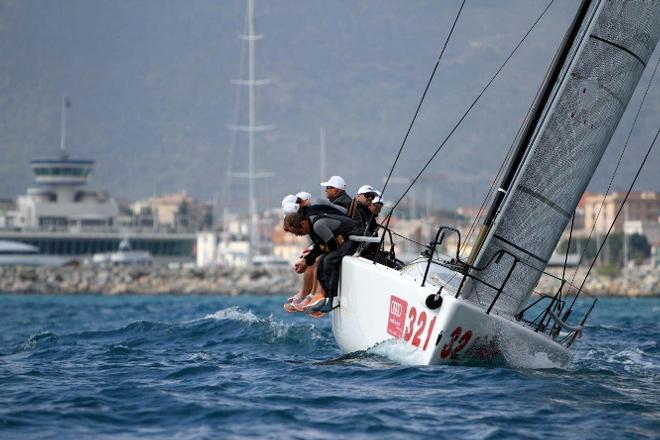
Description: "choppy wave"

(0, 295), (658, 439)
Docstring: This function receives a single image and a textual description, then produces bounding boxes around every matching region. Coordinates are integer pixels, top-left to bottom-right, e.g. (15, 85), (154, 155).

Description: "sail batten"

(462, 0), (660, 317)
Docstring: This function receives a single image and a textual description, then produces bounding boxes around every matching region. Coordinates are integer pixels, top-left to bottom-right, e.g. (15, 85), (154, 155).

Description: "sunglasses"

(363, 193), (376, 199)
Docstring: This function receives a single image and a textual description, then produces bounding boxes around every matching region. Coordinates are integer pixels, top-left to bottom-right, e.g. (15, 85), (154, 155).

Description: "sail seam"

(517, 185), (572, 218)
(589, 34), (645, 67)
(598, 82), (625, 108)
(493, 234), (546, 264)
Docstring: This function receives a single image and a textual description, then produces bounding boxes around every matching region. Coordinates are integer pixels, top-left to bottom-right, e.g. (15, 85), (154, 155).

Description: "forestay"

(461, 0), (660, 316)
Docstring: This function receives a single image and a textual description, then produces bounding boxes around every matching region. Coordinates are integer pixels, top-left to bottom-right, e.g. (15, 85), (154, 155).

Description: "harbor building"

(0, 151), (196, 263)
(5, 152), (117, 230)
(130, 192), (213, 232)
(582, 191), (660, 234)
(0, 97), (199, 264)
(0, 153), (196, 262)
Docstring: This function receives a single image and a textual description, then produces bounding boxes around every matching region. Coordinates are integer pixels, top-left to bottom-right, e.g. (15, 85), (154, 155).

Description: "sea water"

(0, 294), (657, 439)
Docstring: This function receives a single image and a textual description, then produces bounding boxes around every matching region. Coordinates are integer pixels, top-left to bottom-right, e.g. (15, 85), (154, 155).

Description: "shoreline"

(0, 265), (658, 297)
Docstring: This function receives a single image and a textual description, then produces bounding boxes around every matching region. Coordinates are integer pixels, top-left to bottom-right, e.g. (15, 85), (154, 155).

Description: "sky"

(0, 0), (658, 211)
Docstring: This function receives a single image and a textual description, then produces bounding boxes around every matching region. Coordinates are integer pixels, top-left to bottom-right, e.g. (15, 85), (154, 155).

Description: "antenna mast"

(59, 95), (70, 159)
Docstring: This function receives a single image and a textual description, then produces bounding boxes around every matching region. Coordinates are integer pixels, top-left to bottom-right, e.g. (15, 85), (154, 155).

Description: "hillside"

(0, 0), (657, 211)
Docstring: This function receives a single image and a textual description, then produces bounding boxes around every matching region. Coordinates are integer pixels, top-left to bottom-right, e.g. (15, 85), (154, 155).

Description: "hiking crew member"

(283, 211), (362, 314)
(281, 191), (347, 314)
(321, 176), (352, 210)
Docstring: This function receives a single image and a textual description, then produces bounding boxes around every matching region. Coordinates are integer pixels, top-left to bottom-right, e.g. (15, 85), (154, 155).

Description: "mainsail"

(462, 0), (660, 316)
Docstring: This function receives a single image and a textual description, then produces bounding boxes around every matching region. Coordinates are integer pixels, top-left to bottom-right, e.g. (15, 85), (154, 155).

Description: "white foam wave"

(509, 351), (565, 370)
(200, 307), (323, 343)
(485, 325), (567, 370)
(19, 331), (58, 351)
(202, 306), (259, 323)
(189, 352), (214, 361)
(368, 339), (427, 366)
(608, 348), (655, 369)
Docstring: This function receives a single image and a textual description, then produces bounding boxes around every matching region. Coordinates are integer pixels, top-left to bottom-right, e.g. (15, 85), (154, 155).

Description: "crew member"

(282, 192), (347, 216)
(283, 211), (362, 315)
(281, 191), (347, 314)
(321, 175), (352, 210)
(349, 185), (380, 236)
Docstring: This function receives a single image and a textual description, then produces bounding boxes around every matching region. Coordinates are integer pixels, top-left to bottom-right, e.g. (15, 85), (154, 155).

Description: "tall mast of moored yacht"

(247, 0), (257, 263)
(233, 0), (273, 263)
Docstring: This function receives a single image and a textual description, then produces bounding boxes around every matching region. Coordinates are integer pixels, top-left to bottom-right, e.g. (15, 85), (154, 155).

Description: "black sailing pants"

(316, 240), (358, 298)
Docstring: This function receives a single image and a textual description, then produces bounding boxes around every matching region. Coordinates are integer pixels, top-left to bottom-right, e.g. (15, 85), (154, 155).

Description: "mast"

(468, 0), (593, 264)
(233, 0), (272, 263)
(247, 0), (257, 263)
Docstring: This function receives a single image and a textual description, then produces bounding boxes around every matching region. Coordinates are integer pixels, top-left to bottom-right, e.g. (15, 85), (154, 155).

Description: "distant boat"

(0, 240), (73, 266)
(92, 238), (152, 266)
(330, 1), (659, 367)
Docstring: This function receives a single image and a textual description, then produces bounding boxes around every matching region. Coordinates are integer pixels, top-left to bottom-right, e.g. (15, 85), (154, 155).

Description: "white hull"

(0, 255), (74, 267)
(330, 257), (570, 367)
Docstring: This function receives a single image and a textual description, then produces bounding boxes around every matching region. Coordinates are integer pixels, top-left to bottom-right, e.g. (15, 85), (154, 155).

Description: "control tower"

(11, 97), (117, 230)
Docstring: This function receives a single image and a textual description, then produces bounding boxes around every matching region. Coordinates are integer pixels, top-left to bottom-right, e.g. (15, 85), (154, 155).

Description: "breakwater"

(0, 265), (299, 295)
(0, 265), (657, 296)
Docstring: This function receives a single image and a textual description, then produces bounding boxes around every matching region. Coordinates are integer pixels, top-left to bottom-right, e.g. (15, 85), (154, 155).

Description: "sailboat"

(329, 0), (660, 366)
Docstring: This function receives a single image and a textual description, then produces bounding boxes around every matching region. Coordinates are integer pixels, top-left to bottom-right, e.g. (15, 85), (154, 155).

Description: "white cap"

(283, 202), (299, 214)
(281, 194), (296, 208)
(372, 196), (384, 205)
(320, 175), (346, 190)
(357, 185), (377, 195)
(295, 191), (312, 201)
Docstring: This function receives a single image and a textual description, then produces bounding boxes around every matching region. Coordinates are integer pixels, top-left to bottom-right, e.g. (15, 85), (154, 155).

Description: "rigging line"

(561, 212), (576, 288)
(461, 40), (562, 255)
(568, 53), (660, 289)
(571, 127), (660, 308)
(384, 0), (556, 218)
(386, 220), (585, 291)
(388, 230), (426, 248)
(380, 0), (467, 200)
(386, 228), (457, 261)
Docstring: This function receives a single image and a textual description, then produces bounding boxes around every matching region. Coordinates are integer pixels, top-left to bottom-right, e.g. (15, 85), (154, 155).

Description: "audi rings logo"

(390, 301), (403, 318)
(387, 295), (408, 339)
